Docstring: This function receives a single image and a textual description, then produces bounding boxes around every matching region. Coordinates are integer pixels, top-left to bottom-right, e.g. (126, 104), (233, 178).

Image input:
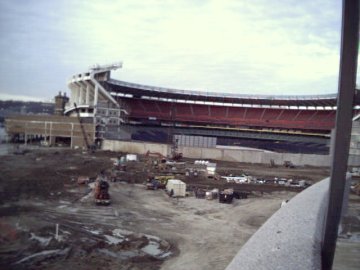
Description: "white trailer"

(166, 179), (186, 197)
(206, 163), (217, 177)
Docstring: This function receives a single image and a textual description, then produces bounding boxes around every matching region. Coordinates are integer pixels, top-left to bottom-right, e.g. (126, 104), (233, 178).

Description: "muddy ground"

(0, 146), (341, 269)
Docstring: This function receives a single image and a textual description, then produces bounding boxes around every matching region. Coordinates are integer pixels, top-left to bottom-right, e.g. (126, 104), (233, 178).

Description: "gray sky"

(0, 0), (355, 101)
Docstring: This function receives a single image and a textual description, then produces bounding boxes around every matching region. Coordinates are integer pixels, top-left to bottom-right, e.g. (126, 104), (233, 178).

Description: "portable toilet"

(166, 179), (186, 197)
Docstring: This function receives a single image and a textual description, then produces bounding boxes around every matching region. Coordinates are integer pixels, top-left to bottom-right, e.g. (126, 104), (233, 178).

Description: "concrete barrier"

(102, 140), (331, 167)
(226, 178), (330, 270)
(226, 174), (352, 270)
(102, 140), (169, 157)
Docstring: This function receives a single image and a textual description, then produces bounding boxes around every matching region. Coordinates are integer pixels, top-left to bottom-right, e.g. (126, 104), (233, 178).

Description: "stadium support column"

(70, 86), (75, 105)
(77, 84), (83, 105)
(80, 85), (86, 104)
(86, 84), (90, 105)
(79, 85), (84, 105)
(94, 84), (99, 124)
(94, 85), (99, 107)
(74, 85), (80, 106)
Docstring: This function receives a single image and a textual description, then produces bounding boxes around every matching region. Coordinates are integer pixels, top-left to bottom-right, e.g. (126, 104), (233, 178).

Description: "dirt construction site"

(0, 146), (335, 269)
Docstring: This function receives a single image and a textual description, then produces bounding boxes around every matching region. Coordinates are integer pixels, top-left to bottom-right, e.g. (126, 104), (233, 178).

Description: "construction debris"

(205, 189), (219, 200)
(0, 147), (333, 270)
(77, 176), (90, 185)
(219, 189), (234, 204)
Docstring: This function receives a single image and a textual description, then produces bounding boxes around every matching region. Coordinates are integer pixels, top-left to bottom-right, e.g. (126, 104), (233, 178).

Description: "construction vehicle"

(146, 175), (174, 190)
(194, 188), (207, 199)
(94, 175), (111, 205)
(145, 151), (166, 159)
(171, 152), (183, 161)
(284, 161), (295, 168)
(145, 151), (166, 169)
(170, 138), (183, 161)
(154, 159), (168, 171)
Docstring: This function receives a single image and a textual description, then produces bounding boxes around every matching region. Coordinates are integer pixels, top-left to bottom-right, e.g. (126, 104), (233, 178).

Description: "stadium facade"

(64, 63), (360, 155)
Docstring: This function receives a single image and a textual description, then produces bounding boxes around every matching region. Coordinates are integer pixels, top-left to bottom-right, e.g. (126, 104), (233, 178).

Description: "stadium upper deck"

(105, 79), (360, 132)
(105, 78), (346, 107)
(65, 65), (360, 135)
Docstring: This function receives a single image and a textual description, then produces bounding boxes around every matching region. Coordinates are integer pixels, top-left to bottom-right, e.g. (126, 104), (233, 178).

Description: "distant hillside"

(0, 100), (54, 122)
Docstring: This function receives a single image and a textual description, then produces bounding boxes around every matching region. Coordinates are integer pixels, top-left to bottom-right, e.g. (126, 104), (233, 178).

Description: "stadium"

(64, 63), (360, 156)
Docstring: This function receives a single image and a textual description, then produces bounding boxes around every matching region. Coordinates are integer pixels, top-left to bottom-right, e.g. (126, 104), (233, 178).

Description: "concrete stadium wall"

(102, 140), (169, 156)
(102, 140), (331, 167)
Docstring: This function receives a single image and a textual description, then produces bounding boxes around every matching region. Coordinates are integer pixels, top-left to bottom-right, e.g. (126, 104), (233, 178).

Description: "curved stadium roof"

(106, 78), (360, 107)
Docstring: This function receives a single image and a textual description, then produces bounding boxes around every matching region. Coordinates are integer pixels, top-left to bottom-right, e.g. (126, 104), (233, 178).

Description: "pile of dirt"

(0, 149), (114, 203)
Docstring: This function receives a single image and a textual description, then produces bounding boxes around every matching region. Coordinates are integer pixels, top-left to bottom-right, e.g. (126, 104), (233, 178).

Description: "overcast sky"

(0, 0), (356, 101)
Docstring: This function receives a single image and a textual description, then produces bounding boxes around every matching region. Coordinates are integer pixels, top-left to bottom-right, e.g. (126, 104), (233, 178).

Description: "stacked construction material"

(219, 188), (234, 204)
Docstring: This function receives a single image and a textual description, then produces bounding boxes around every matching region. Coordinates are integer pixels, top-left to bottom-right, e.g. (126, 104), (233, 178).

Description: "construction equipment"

(219, 189), (234, 204)
(284, 161), (295, 168)
(206, 189), (219, 200)
(170, 138), (183, 161)
(146, 175), (174, 190)
(145, 148), (182, 163)
(94, 175), (111, 205)
(153, 159), (168, 171)
(167, 102), (183, 161)
(145, 151), (166, 159)
(77, 176), (90, 185)
(194, 188), (206, 199)
(146, 176), (159, 190)
(233, 191), (250, 199)
(171, 151), (183, 161)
